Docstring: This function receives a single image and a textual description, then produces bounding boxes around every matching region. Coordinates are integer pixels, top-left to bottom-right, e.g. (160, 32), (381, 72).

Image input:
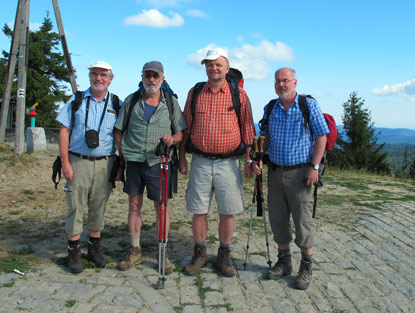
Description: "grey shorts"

(186, 154), (245, 215)
(267, 166), (314, 249)
(124, 161), (172, 201)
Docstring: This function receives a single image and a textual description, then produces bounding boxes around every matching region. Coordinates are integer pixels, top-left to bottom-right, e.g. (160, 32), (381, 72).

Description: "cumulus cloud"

(373, 79), (415, 101)
(124, 9), (184, 28)
(186, 9), (207, 18)
(187, 40), (294, 80)
(137, 0), (192, 8)
(7, 21), (42, 31)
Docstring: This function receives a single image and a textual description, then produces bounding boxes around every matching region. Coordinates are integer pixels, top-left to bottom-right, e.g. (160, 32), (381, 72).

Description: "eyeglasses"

(143, 72), (161, 79)
(90, 71), (109, 79)
(274, 79), (296, 84)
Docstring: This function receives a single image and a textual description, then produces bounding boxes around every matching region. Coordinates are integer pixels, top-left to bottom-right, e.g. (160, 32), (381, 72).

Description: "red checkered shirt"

(183, 80), (255, 154)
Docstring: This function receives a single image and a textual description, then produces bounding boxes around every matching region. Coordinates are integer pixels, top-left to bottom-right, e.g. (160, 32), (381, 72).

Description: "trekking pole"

(156, 140), (170, 289)
(258, 136), (272, 269)
(243, 136), (258, 270)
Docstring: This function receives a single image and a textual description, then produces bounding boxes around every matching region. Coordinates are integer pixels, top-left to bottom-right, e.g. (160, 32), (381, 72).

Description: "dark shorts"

(124, 161), (172, 201)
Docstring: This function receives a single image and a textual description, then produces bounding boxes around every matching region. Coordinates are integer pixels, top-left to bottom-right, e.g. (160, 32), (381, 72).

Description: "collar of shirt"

(84, 87), (110, 103)
(206, 80), (228, 94)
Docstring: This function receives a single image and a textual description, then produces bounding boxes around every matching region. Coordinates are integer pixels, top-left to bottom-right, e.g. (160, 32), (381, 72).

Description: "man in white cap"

(179, 49), (255, 277)
(56, 61), (121, 273)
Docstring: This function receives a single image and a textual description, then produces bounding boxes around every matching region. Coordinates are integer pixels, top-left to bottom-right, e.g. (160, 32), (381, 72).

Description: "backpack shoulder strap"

(111, 93), (120, 113)
(71, 91), (84, 129)
(298, 94), (314, 135)
(227, 79), (241, 128)
(258, 99), (277, 132)
(122, 90), (142, 133)
(189, 82), (206, 130)
(162, 89), (175, 133)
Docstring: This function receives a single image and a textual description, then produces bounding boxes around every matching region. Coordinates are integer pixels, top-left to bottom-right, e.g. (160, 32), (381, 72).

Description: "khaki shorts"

(186, 154), (245, 215)
(65, 154), (114, 235)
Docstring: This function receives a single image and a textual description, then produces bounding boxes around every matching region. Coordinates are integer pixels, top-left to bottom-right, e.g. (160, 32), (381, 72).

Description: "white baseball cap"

(201, 48), (229, 64)
(88, 61), (112, 71)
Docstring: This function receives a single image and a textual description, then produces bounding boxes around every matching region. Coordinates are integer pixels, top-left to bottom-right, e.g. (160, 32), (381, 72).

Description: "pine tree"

(409, 158), (415, 180)
(1, 15), (72, 127)
(332, 91), (389, 174)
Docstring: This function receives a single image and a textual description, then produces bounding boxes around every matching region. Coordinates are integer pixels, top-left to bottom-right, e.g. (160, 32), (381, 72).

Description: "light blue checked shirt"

(260, 94), (329, 166)
(56, 88), (122, 156)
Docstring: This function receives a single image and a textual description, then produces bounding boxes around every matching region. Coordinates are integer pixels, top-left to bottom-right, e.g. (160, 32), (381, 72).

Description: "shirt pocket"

(219, 110), (239, 134)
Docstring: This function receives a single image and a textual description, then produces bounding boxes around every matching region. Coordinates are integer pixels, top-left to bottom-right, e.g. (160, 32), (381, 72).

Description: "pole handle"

(259, 136), (266, 154)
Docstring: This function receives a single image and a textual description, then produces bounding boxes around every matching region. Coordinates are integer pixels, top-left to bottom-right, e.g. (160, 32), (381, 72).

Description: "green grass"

(0, 247), (38, 274)
(65, 300), (76, 308)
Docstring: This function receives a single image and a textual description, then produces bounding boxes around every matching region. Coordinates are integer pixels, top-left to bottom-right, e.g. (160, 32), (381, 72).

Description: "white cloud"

(137, 0), (192, 8)
(373, 79), (415, 101)
(187, 40), (294, 80)
(186, 9), (207, 18)
(7, 21), (42, 31)
(124, 9), (184, 28)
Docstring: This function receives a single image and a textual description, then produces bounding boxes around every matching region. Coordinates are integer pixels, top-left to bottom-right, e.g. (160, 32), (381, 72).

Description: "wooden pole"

(0, 0), (25, 143)
(14, 0), (30, 155)
(52, 0), (77, 93)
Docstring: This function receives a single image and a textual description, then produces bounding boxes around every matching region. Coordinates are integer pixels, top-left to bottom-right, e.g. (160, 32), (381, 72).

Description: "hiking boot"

(266, 254), (292, 280)
(184, 244), (208, 276)
(216, 247), (236, 277)
(68, 244), (83, 273)
(119, 246), (142, 271)
(87, 240), (107, 268)
(294, 260), (312, 290)
(157, 249), (174, 275)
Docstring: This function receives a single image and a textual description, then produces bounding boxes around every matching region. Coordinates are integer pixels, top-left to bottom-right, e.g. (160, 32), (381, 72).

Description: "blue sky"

(1, 0), (414, 129)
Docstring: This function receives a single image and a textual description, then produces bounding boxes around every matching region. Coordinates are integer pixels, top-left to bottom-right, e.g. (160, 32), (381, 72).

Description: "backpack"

(121, 80), (179, 193)
(71, 91), (120, 129)
(185, 68), (245, 158)
(259, 94), (338, 217)
(52, 91), (121, 189)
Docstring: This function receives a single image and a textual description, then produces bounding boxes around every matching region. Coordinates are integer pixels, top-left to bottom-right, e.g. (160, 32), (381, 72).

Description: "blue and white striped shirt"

(260, 95), (329, 166)
(56, 88), (122, 156)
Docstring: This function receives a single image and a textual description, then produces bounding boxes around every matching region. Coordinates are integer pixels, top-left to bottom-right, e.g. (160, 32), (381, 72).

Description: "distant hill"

(254, 124), (415, 146)
(336, 126), (415, 145)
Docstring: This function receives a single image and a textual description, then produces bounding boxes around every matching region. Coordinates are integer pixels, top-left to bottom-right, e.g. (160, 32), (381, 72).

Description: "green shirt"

(115, 91), (187, 166)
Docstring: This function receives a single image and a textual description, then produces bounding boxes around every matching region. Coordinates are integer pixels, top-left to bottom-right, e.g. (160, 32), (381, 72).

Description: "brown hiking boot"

(184, 244), (207, 276)
(266, 254), (292, 280)
(87, 240), (107, 268)
(216, 247), (236, 277)
(119, 246), (142, 271)
(68, 244), (83, 274)
(294, 260), (312, 290)
(157, 249), (174, 275)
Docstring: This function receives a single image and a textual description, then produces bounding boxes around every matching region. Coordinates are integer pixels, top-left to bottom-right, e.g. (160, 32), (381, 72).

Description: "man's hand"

(306, 167), (319, 186)
(62, 161), (73, 181)
(244, 162), (254, 178)
(254, 160), (263, 176)
(161, 134), (175, 147)
(179, 155), (188, 175)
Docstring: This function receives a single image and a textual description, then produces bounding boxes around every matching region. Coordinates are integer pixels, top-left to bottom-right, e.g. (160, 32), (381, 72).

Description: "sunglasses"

(143, 72), (161, 79)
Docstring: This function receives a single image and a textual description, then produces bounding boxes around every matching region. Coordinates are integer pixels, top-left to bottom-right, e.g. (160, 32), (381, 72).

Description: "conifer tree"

(1, 15), (72, 127)
(331, 92), (389, 174)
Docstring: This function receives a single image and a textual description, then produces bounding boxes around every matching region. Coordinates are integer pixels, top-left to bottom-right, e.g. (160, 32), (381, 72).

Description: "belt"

(269, 161), (310, 171)
(69, 151), (111, 161)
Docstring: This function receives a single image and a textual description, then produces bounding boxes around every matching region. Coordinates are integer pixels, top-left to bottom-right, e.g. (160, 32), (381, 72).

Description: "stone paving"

(1, 201), (414, 312)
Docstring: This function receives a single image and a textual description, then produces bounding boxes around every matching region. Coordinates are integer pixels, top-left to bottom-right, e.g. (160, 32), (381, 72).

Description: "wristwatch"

(311, 163), (320, 170)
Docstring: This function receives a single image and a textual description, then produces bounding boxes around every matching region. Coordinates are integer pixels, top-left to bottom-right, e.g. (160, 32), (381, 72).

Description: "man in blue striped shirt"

(56, 61), (121, 274)
(256, 67), (329, 290)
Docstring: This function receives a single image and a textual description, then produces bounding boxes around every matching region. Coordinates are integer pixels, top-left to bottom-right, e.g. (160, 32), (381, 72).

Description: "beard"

(144, 81), (162, 94)
(278, 88), (294, 100)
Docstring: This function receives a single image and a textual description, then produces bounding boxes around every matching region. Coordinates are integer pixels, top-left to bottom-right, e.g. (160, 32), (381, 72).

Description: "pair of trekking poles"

(243, 135), (272, 270)
(155, 139), (171, 289)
